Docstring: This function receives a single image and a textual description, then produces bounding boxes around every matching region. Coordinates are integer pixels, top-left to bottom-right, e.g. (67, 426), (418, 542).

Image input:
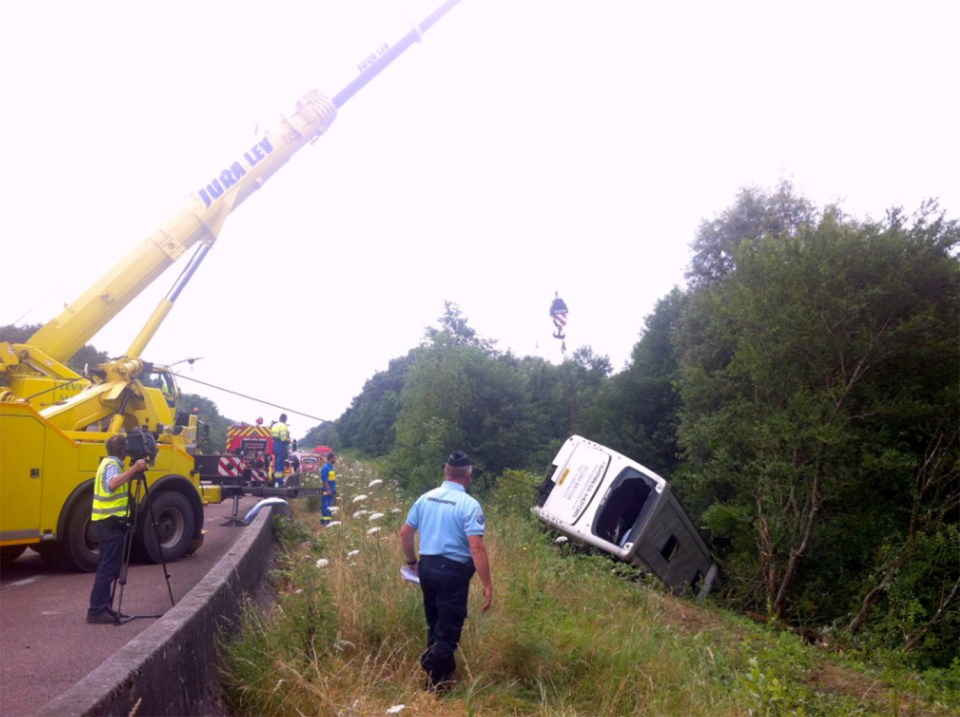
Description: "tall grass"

(219, 459), (958, 716)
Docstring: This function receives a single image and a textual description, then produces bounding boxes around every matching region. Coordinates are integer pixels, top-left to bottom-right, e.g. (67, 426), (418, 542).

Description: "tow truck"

(534, 435), (718, 598)
(0, 0), (465, 571)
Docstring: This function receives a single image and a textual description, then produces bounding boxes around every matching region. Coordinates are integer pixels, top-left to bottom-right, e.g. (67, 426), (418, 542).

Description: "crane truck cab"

(533, 435), (718, 598)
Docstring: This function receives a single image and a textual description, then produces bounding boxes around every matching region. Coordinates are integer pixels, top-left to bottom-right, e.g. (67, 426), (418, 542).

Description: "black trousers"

(88, 516), (127, 615)
(417, 555), (475, 684)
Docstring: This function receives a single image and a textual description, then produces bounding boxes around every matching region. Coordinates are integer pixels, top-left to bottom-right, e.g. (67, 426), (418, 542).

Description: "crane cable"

(171, 371), (333, 424)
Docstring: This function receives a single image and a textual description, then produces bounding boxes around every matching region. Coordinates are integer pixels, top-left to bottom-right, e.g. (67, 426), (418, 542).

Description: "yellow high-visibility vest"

(91, 456), (130, 522)
(271, 422), (289, 442)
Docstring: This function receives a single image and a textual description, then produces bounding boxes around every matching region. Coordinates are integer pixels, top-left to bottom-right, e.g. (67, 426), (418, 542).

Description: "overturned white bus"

(533, 435), (718, 598)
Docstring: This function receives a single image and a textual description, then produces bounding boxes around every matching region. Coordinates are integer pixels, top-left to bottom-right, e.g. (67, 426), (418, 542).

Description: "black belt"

(419, 554), (471, 567)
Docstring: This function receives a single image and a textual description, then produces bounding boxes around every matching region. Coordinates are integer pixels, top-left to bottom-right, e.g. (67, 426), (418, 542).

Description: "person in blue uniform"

(270, 414), (290, 487)
(399, 451), (493, 692)
(320, 451), (337, 525)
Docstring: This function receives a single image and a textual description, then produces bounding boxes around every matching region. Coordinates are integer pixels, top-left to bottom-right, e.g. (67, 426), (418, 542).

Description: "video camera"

(125, 428), (159, 464)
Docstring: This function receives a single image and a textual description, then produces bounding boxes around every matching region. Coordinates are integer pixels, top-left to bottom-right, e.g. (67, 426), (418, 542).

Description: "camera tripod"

(111, 468), (176, 625)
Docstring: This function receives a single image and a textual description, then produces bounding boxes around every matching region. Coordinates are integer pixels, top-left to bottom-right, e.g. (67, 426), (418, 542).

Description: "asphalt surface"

(0, 494), (264, 717)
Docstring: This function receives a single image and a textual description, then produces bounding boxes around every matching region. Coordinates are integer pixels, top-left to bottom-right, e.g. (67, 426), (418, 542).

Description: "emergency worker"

(87, 434), (147, 624)
(399, 451), (493, 692)
(270, 414), (290, 487)
(320, 452), (337, 524)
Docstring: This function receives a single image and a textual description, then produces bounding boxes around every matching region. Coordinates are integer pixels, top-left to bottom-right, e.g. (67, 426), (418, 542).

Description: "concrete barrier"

(36, 503), (285, 717)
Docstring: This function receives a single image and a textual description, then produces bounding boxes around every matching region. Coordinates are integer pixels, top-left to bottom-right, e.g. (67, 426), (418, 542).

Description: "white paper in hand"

(400, 565), (420, 584)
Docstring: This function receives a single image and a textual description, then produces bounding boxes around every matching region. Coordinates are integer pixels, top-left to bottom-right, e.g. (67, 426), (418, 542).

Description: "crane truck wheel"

(134, 490), (195, 564)
(64, 503), (100, 572)
(38, 498), (100, 572)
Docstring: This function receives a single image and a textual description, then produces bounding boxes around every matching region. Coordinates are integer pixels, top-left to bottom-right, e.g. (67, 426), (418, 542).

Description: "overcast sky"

(2, 0), (956, 438)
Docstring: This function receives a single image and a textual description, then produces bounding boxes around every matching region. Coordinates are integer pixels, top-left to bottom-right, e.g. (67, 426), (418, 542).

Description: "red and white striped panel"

(248, 468), (270, 483)
(218, 456), (243, 478)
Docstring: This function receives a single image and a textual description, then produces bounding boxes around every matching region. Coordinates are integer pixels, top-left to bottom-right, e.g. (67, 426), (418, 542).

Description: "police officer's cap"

(446, 450), (472, 467)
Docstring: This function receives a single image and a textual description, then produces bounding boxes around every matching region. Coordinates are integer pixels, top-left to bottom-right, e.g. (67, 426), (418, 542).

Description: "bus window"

(592, 468), (656, 546)
(661, 534), (679, 561)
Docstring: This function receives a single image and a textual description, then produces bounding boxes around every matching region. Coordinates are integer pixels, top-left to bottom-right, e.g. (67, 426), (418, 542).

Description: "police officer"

(400, 451), (493, 692)
(270, 414), (290, 487)
(87, 434), (148, 624)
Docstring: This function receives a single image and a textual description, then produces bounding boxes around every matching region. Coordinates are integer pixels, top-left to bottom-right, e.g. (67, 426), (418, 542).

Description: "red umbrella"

(313, 445), (333, 455)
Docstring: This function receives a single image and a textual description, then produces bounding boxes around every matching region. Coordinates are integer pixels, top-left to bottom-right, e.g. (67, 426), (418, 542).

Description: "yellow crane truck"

(0, 0), (464, 571)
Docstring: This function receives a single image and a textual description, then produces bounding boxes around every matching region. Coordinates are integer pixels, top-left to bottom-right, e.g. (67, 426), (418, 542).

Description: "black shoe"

(426, 672), (455, 694)
(86, 611), (118, 624)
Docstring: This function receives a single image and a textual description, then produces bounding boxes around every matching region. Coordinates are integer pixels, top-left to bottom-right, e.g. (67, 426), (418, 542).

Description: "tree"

(178, 393), (230, 454)
(331, 352), (416, 456)
(391, 335), (473, 494)
(424, 300), (498, 353)
(514, 355), (576, 467)
(584, 289), (685, 475)
(676, 190), (959, 665)
(0, 323), (40, 344)
(686, 180), (818, 289)
(389, 306), (566, 492)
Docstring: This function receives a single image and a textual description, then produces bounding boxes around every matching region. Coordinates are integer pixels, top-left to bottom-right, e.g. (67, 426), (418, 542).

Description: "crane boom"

(23, 0), (463, 364)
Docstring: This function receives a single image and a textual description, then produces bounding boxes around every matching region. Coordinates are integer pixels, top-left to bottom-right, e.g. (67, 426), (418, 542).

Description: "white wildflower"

(347, 549), (360, 558)
(353, 510), (369, 518)
(386, 706), (406, 715)
(368, 512), (385, 521)
(325, 521), (342, 528)
(555, 536), (569, 544)
(315, 558), (329, 568)
(368, 479), (383, 488)
(391, 507), (401, 514)
(366, 527), (381, 535)
(352, 494), (368, 503)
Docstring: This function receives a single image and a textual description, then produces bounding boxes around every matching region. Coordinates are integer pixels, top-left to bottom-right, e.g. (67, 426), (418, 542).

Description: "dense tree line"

(673, 189), (958, 665)
(6, 183), (957, 668)
(307, 184), (959, 668)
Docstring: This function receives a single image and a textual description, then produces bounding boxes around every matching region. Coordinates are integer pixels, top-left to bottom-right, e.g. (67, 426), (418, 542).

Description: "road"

(0, 494), (264, 717)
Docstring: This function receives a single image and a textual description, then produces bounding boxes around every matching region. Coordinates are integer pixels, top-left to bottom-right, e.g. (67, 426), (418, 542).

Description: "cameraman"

(86, 434), (148, 624)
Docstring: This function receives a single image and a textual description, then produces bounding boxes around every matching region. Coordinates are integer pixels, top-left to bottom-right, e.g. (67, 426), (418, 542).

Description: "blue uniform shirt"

(406, 481), (485, 564)
(321, 462), (336, 487)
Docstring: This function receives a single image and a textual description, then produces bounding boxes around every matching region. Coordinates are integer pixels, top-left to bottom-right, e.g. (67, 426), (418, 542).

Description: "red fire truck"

(196, 420), (275, 485)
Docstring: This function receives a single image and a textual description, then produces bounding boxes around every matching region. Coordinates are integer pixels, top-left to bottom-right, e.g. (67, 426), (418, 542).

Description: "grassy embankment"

(220, 457), (959, 716)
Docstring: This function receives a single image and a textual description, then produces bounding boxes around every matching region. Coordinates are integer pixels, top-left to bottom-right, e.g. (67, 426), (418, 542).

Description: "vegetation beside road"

(219, 457), (959, 716)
